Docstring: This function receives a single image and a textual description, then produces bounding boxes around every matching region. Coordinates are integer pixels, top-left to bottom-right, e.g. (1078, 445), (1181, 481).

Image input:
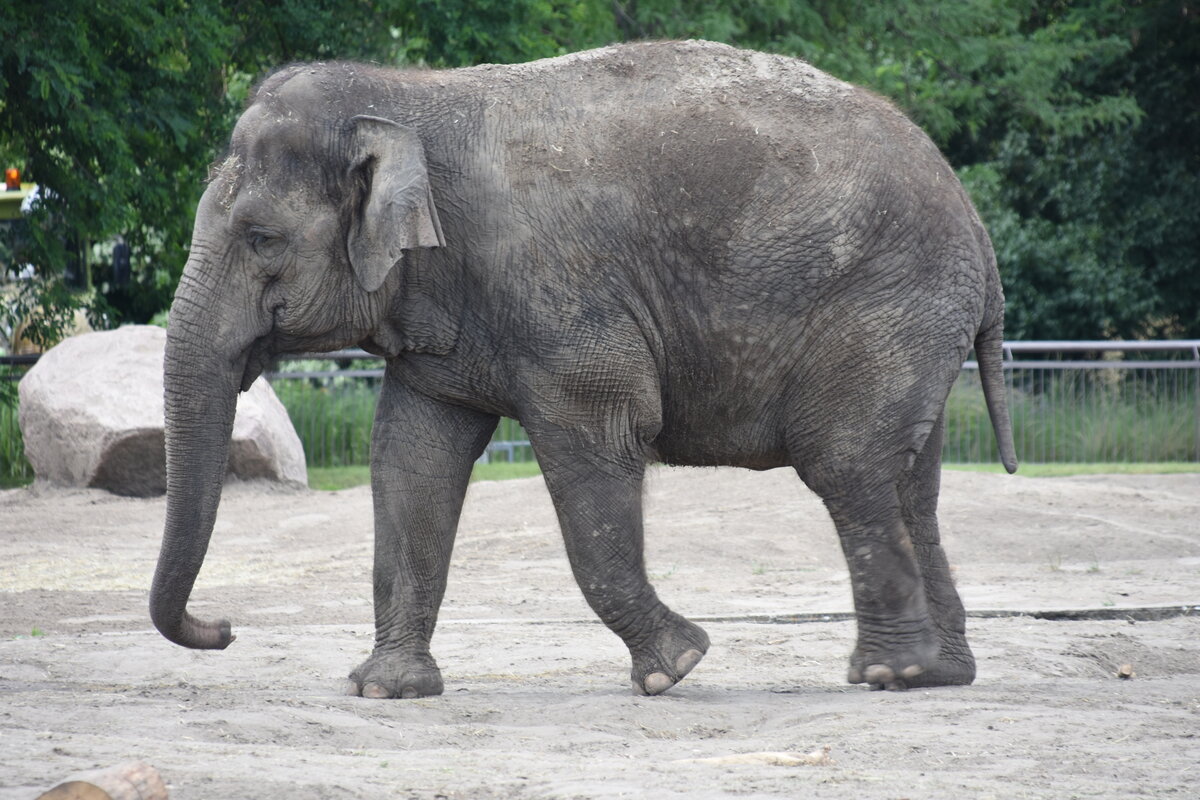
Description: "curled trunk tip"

(150, 584), (236, 649)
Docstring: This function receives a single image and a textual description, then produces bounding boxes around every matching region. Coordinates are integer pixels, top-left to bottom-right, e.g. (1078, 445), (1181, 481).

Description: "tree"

(2, 0), (1196, 345)
(0, 0), (618, 347)
(0, 2), (234, 345)
(964, 1), (1200, 339)
(387, 0), (617, 66)
(612, 1), (1198, 339)
(0, 0), (414, 345)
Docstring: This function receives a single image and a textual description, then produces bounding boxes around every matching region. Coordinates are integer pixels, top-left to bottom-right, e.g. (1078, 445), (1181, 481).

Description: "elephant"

(150, 39), (1017, 698)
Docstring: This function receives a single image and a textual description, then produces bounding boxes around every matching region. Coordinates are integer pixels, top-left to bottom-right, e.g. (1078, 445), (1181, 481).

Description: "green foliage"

(271, 373), (379, 468)
(391, 1), (618, 66)
(0, 0), (409, 342)
(951, 2), (1200, 339)
(0, 0), (1195, 346)
(0, 1), (232, 340)
(1, 368), (33, 487)
(612, 1), (1198, 339)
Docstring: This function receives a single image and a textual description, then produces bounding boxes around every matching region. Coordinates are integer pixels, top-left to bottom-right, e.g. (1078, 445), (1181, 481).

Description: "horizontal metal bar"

(266, 369), (384, 380)
(10, 343), (1200, 376)
(282, 343), (1200, 359)
(270, 361), (1200, 377)
(1004, 340), (1200, 353)
(277, 349), (377, 362)
(963, 360), (1200, 370)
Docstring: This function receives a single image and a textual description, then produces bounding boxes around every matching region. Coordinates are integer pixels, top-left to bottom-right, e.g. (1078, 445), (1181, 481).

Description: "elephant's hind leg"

(795, 409), (973, 691)
(894, 411), (976, 688)
(530, 426), (709, 695)
(348, 374), (498, 699)
(791, 429), (940, 689)
(817, 479), (941, 690)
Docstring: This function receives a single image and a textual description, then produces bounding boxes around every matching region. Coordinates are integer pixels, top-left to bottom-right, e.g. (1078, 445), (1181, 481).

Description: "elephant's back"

(462, 39), (855, 103)
(457, 39), (966, 249)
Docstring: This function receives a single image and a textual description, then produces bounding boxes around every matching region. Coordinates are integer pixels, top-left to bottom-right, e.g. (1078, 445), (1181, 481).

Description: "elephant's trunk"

(149, 270), (249, 649)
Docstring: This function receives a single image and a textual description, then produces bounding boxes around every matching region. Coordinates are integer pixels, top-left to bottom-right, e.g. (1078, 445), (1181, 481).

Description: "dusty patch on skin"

(470, 39), (852, 101)
(207, 153), (245, 211)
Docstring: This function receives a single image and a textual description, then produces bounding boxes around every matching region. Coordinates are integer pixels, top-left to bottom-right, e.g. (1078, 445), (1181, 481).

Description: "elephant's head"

(150, 67), (443, 649)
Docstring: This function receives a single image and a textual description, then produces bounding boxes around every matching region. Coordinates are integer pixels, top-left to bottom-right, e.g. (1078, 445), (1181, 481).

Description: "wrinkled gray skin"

(151, 40), (1017, 698)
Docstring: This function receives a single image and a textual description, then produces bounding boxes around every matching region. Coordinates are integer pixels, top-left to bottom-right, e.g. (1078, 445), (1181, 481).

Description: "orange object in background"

(5, 167), (19, 190)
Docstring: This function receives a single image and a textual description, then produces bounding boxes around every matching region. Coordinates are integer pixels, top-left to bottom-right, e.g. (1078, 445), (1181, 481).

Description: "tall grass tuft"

(945, 367), (1200, 464)
(1, 369), (33, 487)
(271, 377), (379, 468)
(270, 373), (536, 468)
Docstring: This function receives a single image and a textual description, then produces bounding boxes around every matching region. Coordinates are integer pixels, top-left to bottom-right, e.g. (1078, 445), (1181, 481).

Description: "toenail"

(675, 649), (704, 676)
(864, 664), (896, 685)
(401, 686), (419, 699)
(643, 672), (674, 695)
(362, 682), (390, 699)
(901, 664), (924, 679)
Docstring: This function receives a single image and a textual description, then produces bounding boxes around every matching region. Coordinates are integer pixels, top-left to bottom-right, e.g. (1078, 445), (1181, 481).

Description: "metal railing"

(265, 352), (533, 466)
(2, 341), (1197, 486)
(949, 340), (1200, 463)
(269, 341), (1200, 468)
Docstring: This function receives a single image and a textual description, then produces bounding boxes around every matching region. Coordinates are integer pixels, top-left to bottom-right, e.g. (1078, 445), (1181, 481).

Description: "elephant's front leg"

(348, 375), (498, 699)
(531, 428), (709, 695)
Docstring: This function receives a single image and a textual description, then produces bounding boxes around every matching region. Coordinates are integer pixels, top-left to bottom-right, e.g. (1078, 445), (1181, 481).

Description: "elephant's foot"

(846, 616), (940, 692)
(629, 612), (710, 696)
(348, 648), (443, 699)
(895, 630), (976, 689)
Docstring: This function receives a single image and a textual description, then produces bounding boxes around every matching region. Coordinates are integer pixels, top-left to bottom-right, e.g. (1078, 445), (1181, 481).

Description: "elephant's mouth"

(239, 336), (275, 392)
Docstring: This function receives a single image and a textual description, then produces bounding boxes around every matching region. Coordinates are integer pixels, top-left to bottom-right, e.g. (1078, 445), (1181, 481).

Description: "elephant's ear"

(346, 115), (445, 293)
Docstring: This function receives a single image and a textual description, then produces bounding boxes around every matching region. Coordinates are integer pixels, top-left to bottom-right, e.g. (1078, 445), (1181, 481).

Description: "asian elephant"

(150, 40), (1017, 698)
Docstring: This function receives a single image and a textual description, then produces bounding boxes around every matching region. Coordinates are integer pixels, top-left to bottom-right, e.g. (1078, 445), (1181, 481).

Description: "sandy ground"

(1, 466), (1198, 799)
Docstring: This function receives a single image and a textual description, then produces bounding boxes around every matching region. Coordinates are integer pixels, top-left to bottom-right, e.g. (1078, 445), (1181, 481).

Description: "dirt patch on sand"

(2, 467), (1198, 798)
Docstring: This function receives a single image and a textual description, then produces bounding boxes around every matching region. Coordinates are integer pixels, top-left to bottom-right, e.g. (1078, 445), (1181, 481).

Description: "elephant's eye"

(247, 228), (284, 259)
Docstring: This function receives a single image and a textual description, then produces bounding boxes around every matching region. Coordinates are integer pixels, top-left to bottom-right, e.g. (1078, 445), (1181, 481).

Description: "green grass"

(308, 460), (543, 491)
(471, 461), (542, 482)
(307, 465), (371, 490)
(272, 378), (377, 468)
(944, 369), (1200, 464)
(944, 462), (1200, 477)
(0, 470), (33, 489)
(1, 372), (34, 488)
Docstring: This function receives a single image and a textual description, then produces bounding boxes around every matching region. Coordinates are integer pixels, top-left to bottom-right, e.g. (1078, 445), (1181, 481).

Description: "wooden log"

(36, 761), (168, 800)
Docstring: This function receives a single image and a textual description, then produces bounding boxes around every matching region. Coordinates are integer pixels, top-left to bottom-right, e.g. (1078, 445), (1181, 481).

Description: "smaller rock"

(1117, 663), (1135, 679)
(18, 326), (306, 496)
(36, 760), (167, 800)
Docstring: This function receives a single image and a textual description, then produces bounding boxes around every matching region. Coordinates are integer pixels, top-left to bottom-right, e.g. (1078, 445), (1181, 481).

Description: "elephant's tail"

(975, 308), (1018, 474)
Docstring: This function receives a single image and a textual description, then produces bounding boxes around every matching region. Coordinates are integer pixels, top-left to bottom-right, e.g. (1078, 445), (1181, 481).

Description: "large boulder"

(18, 325), (306, 496)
